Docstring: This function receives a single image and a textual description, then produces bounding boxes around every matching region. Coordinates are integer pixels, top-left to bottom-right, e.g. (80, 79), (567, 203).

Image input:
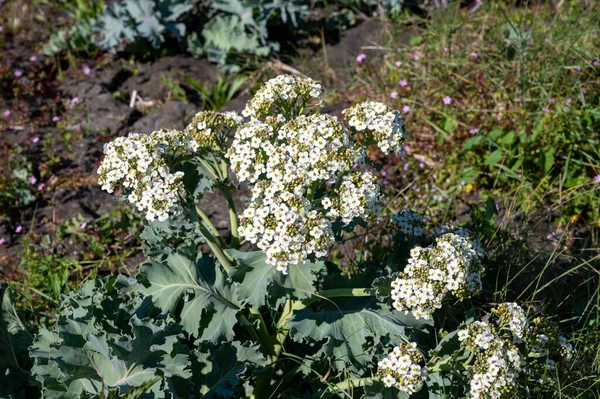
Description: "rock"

(62, 80), (132, 135)
(119, 56), (219, 102)
(128, 101), (197, 134)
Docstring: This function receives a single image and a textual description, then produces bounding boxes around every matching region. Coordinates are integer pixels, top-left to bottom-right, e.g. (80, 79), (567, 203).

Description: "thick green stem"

(221, 187), (240, 249)
(195, 205), (227, 248)
(315, 288), (376, 300)
(193, 205), (232, 273)
(334, 377), (375, 390)
(251, 300), (304, 399)
(249, 307), (274, 356)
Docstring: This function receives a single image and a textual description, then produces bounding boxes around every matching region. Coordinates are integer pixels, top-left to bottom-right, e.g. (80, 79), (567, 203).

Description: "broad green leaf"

(227, 250), (326, 308)
(30, 277), (190, 398)
(192, 341), (266, 398)
(425, 372), (453, 398)
(462, 135), (483, 150)
(541, 148), (555, 174)
(487, 129), (504, 141)
(138, 252), (240, 342)
(289, 297), (425, 373)
(484, 149), (504, 166)
(409, 35), (424, 46)
(442, 117), (458, 134)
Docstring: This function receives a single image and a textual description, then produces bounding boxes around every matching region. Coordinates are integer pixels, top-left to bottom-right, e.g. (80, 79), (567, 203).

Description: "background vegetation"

(0, 0), (598, 397)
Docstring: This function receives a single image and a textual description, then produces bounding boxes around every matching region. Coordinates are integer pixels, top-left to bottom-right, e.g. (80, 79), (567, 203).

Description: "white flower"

(378, 343), (427, 394)
(343, 100), (407, 155)
(391, 229), (484, 319)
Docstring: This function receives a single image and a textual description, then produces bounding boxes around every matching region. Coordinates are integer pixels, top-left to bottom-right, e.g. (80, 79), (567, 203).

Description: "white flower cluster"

(492, 303), (528, 341)
(459, 320), (521, 399)
(343, 100), (407, 155)
(390, 210), (424, 237)
(458, 303), (575, 398)
(242, 74), (322, 118)
(230, 111), (382, 273)
(98, 129), (199, 221)
(184, 110), (243, 152)
(390, 229), (485, 319)
(378, 342), (427, 395)
(98, 111), (242, 221)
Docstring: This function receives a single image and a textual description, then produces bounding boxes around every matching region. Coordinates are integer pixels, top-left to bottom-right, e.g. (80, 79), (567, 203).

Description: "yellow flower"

(569, 214), (579, 224)
(464, 183), (474, 193)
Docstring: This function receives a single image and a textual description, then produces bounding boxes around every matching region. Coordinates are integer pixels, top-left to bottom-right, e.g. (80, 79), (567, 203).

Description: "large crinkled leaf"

(192, 341), (266, 398)
(138, 251), (240, 342)
(31, 316), (188, 398)
(29, 278), (189, 399)
(94, 3), (136, 50)
(140, 211), (204, 258)
(289, 297), (429, 373)
(227, 250), (325, 308)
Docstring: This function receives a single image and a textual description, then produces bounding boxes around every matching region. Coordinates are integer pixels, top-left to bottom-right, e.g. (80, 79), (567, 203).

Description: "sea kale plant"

(1, 75), (573, 398)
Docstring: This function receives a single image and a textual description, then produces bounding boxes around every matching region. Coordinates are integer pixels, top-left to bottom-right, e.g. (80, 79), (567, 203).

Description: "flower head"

(390, 91), (398, 99)
(343, 100), (407, 155)
(356, 53), (367, 63)
(378, 343), (427, 394)
(443, 96), (452, 105)
(82, 66), (91, 75)
(98, 129), (200, 221)
(242, 75), (322, 119)
(391, 228), (484, 319)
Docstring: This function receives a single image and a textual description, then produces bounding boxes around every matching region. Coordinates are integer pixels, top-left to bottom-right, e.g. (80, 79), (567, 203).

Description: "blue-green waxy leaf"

(138, 252), (240, 342)
(192, 341), (266, 398)
(227, 249), (326, 308)
(289, 297), (420, 373)
(29, 278), (189, 399)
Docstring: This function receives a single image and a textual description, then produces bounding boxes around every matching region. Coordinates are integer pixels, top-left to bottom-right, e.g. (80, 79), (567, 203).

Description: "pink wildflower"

(28, 176), (37, 185)
(32, 136), (40, 143)
(395, 61), (402, 67)
(356, 53), (367, 63)
(82, 66), (91, 75)
(390, 91), (398, 99)
(15, 225), (23, 234)
(443, 96), (452, 105)
(402, 105), (410, 113)
(399, 80), (408, 88)
(37, 183), (45, 191)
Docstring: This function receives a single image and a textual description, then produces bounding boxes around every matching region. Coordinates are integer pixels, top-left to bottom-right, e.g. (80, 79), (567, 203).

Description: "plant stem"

(221, 187), (240, 249)
(249, 307), (274, 356)
(195, 205), (226, 248)
(334, 377), (375, 390)
(193, 205), (233, 272)
(315, 288), (376, 300)
(251, 300), (304, 399)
